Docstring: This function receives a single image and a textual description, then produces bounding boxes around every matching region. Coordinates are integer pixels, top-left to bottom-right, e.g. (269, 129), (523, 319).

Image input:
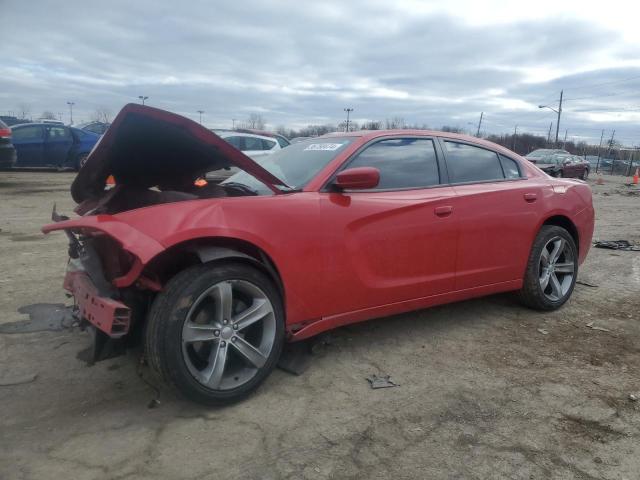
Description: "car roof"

(317, 129), (523, 157)
(11, 122), (66, 128)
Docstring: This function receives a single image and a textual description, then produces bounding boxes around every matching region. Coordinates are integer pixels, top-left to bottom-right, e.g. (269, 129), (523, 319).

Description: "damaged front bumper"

(64, 258), (131, 338)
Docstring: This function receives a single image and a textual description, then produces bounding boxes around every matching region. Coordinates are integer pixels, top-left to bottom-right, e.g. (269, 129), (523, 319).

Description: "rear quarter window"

(444, 141), (504, 183)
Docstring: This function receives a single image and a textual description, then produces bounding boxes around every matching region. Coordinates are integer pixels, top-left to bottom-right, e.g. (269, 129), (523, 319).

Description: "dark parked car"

(10, 123), (100, 170)
(0, 119), (17, 168)
(536, 154), (590, 179)
(44, 104), (595, 405)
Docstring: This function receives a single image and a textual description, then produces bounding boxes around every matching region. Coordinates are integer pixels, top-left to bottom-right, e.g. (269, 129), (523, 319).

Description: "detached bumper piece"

(64, 271), (131, 338)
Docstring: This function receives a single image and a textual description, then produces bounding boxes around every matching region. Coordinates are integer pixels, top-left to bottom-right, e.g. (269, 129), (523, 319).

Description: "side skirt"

(288, 279), (522, 341)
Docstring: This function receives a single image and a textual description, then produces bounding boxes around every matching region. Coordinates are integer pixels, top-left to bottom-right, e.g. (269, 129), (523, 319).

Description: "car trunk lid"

(71, 103), (289, 203)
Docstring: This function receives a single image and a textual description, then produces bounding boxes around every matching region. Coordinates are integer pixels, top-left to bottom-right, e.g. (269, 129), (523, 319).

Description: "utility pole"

(138, 96), (148, 105)
(344, 108), (353, 132)
(476, 112), (483, 137)
(606, 130), (616, 174)
(547, 122), (553, 145)
(562, 129), (568, 149)
(538, 89), (562, 146)
(66, 101), (75, 124)
(512, 125), (518, 151)
(595, 129), (605, 173)
(555, 90), (563, 145)
(197, 110), (204, 124)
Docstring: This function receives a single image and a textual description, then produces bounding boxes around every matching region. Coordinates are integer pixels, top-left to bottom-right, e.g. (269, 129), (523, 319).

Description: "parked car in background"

(0, 119), (17, 168)
(44, 104), (594, 405)
(535, 154), (590, 179)
(207, 130), (286, 182)
(525, 149), (570, 164)
(234, 128), (291, 149)
(75, 121), (111, 135)
(11, 123), (100, 170)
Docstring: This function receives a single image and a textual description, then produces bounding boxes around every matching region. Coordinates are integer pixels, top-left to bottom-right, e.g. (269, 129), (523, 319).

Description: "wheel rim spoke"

(540, 271), (551, 290)
(234, 298), (271, 331)
(554, 262), (574, 274)
(183, 323), (218, 343)
(549, 272), (563, 299)
(549, 238), (565, 263)
(210, 282), (233, 323)
(231, 336), (267, 368)
(201, 341), (227, 389)
(540, 248), (550, 267)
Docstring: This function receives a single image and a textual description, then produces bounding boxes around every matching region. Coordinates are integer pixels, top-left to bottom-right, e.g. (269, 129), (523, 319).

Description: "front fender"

(42, 215), (165, 264)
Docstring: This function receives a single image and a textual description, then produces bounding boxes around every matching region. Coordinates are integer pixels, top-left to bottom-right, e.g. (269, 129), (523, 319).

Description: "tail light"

(0, 128), (11, 139)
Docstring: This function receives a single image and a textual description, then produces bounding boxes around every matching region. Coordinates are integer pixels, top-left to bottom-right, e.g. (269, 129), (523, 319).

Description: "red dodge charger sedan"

(44, 104), (594, 404)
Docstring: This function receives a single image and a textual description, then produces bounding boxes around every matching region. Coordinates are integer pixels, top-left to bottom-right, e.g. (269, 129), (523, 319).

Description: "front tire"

(145, 262), (284, 405)
(518, 225), (578, 311)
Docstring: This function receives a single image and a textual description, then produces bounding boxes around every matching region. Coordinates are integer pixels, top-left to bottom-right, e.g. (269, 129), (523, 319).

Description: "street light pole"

(512, 125), (518, 151)
(538, 89), (563, 146)
(197, 110), (205, 124)
(138, 96), (149, 105)
(344, 108), (353, 132)
(66, 101), (75, 124)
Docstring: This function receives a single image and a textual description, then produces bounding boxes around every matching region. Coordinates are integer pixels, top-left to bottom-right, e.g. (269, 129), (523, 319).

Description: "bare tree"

(17, 103), (31, 120)
(244, 113), (266, 130)
(92, 107), (112, 123)
(361, 120), (382, 130)
(385, 117), (406, 129)
(41, 111), (57, 120)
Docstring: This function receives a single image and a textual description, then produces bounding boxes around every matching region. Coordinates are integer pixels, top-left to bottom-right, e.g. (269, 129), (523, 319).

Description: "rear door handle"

(434, 205), (453, 217)
(524, 193), (537, 203)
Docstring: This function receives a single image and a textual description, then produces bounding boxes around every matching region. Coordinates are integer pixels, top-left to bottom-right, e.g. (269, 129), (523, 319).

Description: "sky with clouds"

(1, 0), (639, 144)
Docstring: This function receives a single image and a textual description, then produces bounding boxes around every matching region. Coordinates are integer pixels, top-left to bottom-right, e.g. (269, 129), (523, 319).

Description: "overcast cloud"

(1, 0), (639, 144)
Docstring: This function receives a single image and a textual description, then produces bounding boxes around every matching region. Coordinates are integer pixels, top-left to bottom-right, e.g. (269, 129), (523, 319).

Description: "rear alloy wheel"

(145, 262), (284, 405)
(518, 225), (577, 310)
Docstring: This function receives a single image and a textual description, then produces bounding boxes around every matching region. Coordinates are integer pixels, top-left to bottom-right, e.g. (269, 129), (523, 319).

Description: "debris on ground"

(0, 373), (38, 387)
(537, 328), (549, 335)
(586, 322), (610, 332)
(593, 240), (640, 251)
(629, 394), (638, 402)
(147, 398), (161, 409)
(366, 374), (399, 389)
(0, 303), (75, 334)
(577, 280), (599, 288)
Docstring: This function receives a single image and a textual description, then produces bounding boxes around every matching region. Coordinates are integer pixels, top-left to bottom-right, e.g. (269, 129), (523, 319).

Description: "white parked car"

(207, 130), (289, 182)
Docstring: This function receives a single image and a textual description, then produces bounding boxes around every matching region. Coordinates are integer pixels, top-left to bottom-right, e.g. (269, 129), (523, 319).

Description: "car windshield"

(222, 137), (353, 194)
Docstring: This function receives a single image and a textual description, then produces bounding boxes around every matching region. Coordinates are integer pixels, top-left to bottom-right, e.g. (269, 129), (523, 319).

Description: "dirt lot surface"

(1, 171), (639, 480)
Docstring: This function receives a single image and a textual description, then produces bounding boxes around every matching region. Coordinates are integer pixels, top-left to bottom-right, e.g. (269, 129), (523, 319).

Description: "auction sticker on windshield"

(304, 143), (345, 151)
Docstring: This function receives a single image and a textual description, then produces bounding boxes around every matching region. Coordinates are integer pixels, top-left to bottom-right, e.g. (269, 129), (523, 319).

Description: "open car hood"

(71, 104), (289, 203)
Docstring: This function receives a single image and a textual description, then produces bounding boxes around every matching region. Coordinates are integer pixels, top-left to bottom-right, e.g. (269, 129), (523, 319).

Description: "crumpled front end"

(43, 214), (165, 340)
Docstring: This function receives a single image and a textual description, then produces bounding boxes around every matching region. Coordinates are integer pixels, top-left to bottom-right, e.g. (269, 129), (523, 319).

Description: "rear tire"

(518, 225), (578, 311)
(582, 168), (589, 180)
(145, 262), (284, 405)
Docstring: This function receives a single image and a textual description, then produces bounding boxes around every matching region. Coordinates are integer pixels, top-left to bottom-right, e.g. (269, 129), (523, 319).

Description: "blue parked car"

(10, 122), (100, 170)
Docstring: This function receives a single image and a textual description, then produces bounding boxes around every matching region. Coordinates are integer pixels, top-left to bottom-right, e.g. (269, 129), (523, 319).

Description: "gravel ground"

(1, 171), (639, 480)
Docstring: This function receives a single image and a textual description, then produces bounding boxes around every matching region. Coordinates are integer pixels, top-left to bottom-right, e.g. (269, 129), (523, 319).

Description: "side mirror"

(334, 167), (380, 190)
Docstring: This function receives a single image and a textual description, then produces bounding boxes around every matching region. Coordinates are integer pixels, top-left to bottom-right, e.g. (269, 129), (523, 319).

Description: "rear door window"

(12, 125), (44, 141)
(346, 138), (440, 190)
(46, 126), (72, 140)
(261, 138), (276, 150)
(443, 141), (504, 183)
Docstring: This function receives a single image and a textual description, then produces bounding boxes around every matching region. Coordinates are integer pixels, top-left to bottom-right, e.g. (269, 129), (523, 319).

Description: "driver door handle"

(524, 193), (537, 203)
(434, 205), (453, 217)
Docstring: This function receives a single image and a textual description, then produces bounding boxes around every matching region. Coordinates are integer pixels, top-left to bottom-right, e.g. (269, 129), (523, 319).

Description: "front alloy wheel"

(145, 262), (284, 405)
(538, 236), (575, 302)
